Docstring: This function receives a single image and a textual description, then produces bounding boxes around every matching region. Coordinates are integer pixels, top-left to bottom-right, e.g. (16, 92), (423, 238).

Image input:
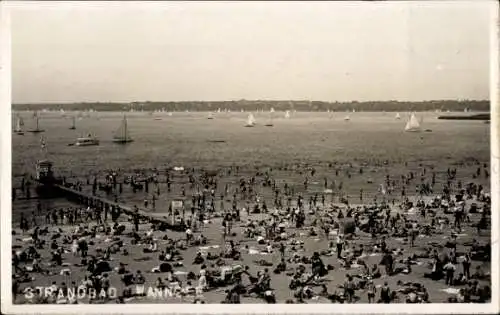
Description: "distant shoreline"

(11, 100), (490, 113)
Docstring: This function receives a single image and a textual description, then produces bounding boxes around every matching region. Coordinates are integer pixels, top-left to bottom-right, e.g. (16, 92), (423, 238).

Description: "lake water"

(12, 111), (490, 177)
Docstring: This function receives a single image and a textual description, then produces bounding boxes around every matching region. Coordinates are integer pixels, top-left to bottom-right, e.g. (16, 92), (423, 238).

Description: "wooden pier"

(31, 159), (185, 231)
(53, 184), (172, 224)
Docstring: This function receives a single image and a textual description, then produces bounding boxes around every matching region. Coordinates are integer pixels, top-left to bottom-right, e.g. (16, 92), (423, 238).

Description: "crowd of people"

(11, 160), (492, 304)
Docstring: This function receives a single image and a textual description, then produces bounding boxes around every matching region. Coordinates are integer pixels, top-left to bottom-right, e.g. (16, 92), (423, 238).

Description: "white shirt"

(198, 275), (207, 289)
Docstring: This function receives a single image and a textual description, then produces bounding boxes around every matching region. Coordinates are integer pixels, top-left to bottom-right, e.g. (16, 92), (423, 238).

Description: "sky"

(7, 1), (495, 103)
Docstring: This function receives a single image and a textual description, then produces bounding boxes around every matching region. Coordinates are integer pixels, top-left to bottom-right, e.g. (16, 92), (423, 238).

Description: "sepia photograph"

(1, 0), (498, 314)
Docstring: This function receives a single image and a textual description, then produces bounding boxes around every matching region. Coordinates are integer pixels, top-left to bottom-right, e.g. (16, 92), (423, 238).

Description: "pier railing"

(52, 183), (176, 227)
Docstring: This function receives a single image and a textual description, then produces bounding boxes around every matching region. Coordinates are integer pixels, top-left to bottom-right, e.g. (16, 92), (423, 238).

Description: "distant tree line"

(12, 99), (490, 112)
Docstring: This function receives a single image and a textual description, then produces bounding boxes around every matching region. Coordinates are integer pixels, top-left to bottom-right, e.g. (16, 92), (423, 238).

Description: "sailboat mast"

(124, 116), (127, 140)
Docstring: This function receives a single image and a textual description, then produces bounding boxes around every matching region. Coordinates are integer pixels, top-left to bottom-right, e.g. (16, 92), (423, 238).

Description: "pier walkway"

(52, 183), (174, 226)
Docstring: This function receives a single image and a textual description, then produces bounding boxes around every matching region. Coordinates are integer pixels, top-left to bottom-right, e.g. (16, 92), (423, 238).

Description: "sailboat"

(69, 116), (76, 130)
(265, 110), (274, 127)
(245, 113), (256, 127)
(344, 115), (351, 121)
(207, 112), (214, 120)
(113, 115), (134, 143)
(27, 112), (45, 133)
(14, 115), (24, 135)
(404, 112), (422, 132)
(395, 113), (401, 120)
(284, 110), (291, 119)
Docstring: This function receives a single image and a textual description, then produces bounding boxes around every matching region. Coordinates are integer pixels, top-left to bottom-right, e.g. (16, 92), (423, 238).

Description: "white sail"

(344, 115), (350, 121)
(113, 115), (133, 142)
(270, 107), (275, 113)
(26, 112), (45, 133)
(405, 112), (421, 132)
(265, 111), (274, 126)
(285, 110), (290, 119)
(395, 113), (401, 120)
(14, 116), (23, 132)
(208, 112), (214, 119)
(245, 113), (256, 126)
(248, 113), (256, 125)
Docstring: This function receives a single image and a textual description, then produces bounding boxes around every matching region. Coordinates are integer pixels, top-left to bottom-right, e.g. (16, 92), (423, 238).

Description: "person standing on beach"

(19, 213), (26, 232)
(380, 282), (391, 303)
(37, 200), (42, 215)
(366, 279), (376, 303)
(462, 253), (471, 279)
(383, 251), (394, 276)
(31, 211), (37, 228)
(336, 234), (344, 259)
(444, 260), (456, 286)
(133, 207), (139, 232)
(344, 275), (355, 303)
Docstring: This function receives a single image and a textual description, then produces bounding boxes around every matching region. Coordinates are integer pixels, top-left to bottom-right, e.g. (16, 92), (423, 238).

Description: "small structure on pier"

(35, 160), (55, 183)
(35, 160), (63, 197)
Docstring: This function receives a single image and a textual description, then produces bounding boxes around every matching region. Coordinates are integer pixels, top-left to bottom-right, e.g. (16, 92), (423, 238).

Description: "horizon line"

(11, 99), (491, 105)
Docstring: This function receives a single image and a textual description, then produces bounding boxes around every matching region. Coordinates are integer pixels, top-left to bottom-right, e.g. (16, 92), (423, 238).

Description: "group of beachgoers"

(12, 160), (491, 304)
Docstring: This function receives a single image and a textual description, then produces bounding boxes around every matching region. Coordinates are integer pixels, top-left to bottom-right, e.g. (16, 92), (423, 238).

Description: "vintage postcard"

(1, 1), (498, 314)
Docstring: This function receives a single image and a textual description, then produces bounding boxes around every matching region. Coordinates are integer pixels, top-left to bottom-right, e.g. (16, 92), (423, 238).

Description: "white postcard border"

(1, 1), (498, 314)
